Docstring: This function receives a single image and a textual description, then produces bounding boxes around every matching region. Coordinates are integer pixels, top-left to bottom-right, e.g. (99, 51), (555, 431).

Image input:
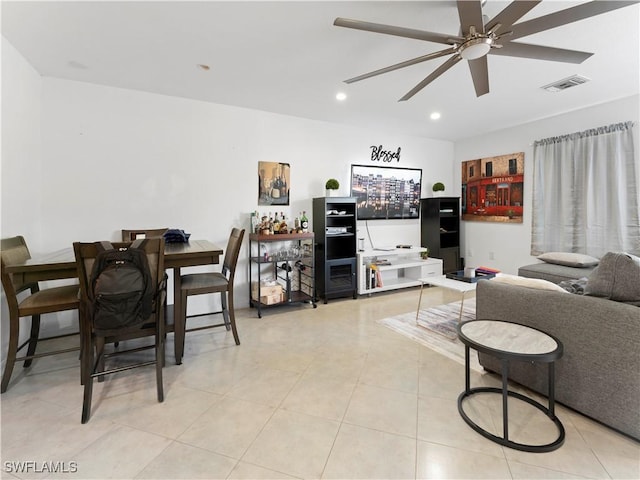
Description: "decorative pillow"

(584, 252), (640, 306)
(491, 273), (568, 293)
(537, 252), (600, 268)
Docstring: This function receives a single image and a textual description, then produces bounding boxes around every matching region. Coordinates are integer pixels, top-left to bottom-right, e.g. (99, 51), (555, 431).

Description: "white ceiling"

(2, 1), (639, 141)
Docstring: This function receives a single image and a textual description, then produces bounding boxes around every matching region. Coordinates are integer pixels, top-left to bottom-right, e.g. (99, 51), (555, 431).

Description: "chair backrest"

(222, 228), (245, 284)
(0, 236), (34, 303)
(121, 229), (168, 242)
(74, 238), (166, 332)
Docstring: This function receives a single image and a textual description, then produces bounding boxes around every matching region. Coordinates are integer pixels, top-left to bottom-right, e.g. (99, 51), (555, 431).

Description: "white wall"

(1, 37), (43, 246)
(39, 78), (453, 255)
(1, 37), (49, 374)
(455, 95), (640, 274)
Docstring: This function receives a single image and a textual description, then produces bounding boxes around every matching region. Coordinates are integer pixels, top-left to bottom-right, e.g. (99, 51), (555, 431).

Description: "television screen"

(350, 164), (422, 220)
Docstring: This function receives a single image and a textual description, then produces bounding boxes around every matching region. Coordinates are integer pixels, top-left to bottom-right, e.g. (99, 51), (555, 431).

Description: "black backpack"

(88, 239), (155, 330)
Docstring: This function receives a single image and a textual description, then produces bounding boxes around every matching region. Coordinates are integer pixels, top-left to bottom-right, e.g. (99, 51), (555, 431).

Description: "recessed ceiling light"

(197, 64), (211, 71)
(336, 92), (347, 101)
(430, 112), (441, 120)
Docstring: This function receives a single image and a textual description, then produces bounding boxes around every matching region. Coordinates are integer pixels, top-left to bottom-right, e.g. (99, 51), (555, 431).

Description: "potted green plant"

(325, 178), (340, 197)
(432, 182), (445, 196)
(420, 247), (430, 259)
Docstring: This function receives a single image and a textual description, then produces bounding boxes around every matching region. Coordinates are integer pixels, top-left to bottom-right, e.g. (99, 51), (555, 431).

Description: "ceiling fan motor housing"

(459, 36), (493, 60)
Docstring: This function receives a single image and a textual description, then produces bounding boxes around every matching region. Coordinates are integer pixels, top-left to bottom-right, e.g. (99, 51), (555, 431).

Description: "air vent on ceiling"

(542, 75), (590, 93)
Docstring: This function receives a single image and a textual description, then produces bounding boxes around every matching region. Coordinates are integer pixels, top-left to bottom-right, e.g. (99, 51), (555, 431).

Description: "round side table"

(457, 319), (565, 452)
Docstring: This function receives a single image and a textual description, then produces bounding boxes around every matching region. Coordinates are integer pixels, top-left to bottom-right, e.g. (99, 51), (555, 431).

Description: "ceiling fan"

(334, 0), (638, 101)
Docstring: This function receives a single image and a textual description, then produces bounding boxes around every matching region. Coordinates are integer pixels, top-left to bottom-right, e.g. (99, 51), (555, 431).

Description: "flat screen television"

(350, 164), (422, 220)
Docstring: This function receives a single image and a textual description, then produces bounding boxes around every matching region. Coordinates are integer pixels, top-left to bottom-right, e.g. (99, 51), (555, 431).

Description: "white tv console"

(357, 247), (443, 295)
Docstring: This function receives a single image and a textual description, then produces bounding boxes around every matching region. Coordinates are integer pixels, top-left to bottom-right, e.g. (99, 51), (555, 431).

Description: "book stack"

(475, 266), (501, 278)
(366, 264), (384, 289)
(373, 259), (391, 266)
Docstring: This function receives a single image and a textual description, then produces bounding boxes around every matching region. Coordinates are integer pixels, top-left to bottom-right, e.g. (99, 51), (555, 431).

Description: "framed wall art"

(461, 152), (524, 223)
(258, 161), (290, 206)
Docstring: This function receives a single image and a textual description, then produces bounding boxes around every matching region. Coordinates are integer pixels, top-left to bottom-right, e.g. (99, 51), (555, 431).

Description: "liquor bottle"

(301, 211), (309, 232)
(273, 212), (281, 234)
(294, 215), (300, 232)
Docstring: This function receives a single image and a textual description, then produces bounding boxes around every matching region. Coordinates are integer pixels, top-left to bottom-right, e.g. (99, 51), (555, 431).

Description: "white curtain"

(532, 121), (640, 258)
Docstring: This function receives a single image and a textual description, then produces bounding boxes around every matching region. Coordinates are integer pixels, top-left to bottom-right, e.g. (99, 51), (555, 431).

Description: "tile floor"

(1, 287), (639, 479)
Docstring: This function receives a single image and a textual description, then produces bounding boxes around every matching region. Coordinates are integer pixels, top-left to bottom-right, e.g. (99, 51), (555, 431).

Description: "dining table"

(4, 239), (224, 335)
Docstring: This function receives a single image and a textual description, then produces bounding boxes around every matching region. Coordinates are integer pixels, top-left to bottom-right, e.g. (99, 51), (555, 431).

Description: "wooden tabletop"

(5, 240), (224, 281)
(164, 240), (223, 268)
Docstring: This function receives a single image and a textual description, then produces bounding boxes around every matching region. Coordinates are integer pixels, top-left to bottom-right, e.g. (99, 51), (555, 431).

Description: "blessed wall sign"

(370, 145), (401, 162)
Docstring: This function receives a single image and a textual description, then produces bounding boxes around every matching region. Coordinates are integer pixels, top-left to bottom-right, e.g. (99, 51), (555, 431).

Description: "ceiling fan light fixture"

(459, 37), (492, 60)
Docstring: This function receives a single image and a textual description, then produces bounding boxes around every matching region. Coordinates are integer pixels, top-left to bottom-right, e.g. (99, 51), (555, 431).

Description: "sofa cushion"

(584, 252), (640, 306)
(492, 273), (568, 293)
(518, 262), (596, 284)
(537, 252), (600, 267)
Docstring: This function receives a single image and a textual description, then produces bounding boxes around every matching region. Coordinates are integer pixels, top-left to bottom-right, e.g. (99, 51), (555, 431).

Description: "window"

(485, 162), (493, 177)
(532, 122), (639, 257)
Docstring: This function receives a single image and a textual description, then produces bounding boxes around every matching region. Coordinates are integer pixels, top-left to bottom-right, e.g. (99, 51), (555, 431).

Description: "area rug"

(378, 298), (482, 372)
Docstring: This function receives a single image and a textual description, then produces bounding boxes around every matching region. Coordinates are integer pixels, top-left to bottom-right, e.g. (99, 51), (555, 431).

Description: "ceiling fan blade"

(334, 17), (463, 45)
(468, 56), (489, 97)
(509, 1), (639, 40)
(344, 48), (456, 84)
(490, 42), (593, 63)
(399, 55), (462, 101)
(457, 0), (484, 34)
(485, 1), (541, 33)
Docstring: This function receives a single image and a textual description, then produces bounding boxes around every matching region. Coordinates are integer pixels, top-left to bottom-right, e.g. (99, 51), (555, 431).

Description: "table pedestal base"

(458, 386), (565, 453)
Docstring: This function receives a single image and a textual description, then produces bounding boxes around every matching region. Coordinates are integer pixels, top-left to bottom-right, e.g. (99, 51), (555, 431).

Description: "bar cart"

(249, 232), (316, 317)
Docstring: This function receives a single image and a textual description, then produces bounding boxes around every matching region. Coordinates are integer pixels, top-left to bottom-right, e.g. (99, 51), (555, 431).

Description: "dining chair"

(174, 228), (245, 364)
(74, 237), (166, 423)
(0, 236), (80, 393)
(121, 228), (168, 241)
